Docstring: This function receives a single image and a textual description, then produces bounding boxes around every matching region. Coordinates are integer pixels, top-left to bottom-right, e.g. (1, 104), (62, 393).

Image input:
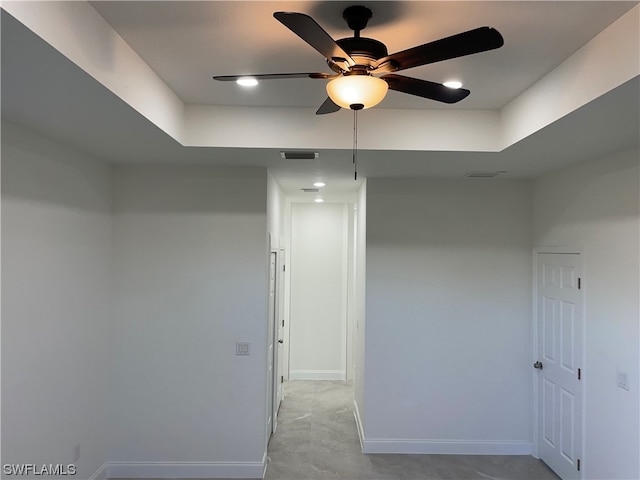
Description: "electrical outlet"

(74, 444), (80, 462)
(236, 342), (250, 356)
(617, 370), (629, 391)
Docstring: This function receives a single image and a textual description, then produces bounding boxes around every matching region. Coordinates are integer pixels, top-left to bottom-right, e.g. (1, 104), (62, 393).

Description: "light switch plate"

(236, 342), (250, 356)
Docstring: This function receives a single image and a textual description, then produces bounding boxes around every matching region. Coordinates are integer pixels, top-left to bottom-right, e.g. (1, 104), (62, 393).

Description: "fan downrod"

(330, 5), (387, 72)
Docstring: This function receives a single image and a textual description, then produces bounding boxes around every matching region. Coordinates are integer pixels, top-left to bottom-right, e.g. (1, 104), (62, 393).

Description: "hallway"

(265, 381), (559, 480)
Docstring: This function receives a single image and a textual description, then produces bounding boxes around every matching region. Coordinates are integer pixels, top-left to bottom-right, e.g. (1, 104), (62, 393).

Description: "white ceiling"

(91, 1), (633, 110)
(2, 1), (639, 199)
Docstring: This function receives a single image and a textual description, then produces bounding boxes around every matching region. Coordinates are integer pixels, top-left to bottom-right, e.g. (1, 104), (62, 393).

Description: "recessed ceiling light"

(236, 77), (258, 87)
(314, 198), (324, 203)
(313, 182), (326, 188)
(443, 80), (463, 89)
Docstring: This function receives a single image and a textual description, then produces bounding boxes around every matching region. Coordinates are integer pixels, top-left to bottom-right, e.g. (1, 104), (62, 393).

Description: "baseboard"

(353, 401), (531, 456)
(361, 438), (533, 455)
(289, 370), (346, 381)
(88, 462), (108, 480)
(106, 459), (266, 479)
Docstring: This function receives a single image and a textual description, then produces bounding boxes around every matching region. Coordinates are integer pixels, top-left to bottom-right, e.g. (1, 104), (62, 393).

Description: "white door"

(266, 252), (276, 438)
(536, 252), (583, 479)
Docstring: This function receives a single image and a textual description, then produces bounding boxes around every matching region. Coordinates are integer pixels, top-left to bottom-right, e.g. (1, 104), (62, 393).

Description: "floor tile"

(265, 381), (560, 480)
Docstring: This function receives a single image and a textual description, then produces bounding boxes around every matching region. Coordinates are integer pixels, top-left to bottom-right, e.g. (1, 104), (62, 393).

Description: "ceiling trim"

(184, 105), (501, 152)
(3, 1), (639, 157)
(501, 4), (640, 147)
(2, 0), (185, 141)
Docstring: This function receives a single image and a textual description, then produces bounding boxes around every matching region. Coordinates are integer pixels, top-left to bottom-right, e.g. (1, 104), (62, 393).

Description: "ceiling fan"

(213, 5), (504, 114)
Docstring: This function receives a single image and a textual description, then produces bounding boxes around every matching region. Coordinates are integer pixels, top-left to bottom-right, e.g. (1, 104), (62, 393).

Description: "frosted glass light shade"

(326, 75), (388, 110)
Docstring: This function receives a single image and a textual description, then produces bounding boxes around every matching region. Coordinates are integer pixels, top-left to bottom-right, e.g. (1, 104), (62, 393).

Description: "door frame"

(272, 246), (286, 431)
(532, 246), (586, 477)
(266, 250), (277, 441)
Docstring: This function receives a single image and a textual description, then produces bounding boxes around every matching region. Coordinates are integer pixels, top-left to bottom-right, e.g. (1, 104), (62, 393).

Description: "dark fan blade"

(274, 12), (355, 67)
(213, 72), (335, 81)
(316, 97), (341, 115)
(373, 27), (503, 73)
(382, 74), (470, 103)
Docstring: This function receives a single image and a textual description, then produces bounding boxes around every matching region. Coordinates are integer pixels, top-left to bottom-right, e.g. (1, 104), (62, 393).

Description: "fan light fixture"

(214, 5), (505, 177)
(326, 75), (388, 110)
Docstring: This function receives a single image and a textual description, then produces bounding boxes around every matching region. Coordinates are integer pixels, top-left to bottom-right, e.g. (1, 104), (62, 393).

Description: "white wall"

(532, 148), (640, 480)
(353, 181), (367, 437)
(346, 202), (356, 382)
(1, 122), (112, 479)
(288, 202), (349, 380)
(362, 178), (533, 454)
(109, 165), (268, 479)
(267, 172), (285, 249)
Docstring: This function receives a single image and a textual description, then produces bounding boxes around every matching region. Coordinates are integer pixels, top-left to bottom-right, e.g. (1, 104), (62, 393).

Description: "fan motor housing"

(332, 37), (388, 71)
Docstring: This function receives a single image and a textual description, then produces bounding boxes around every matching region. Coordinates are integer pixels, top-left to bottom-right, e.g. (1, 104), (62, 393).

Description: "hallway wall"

(354, 182), (368, 430)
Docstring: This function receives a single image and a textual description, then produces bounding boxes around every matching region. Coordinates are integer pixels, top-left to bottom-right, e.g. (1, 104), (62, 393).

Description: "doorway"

(535, 250), (584, 479)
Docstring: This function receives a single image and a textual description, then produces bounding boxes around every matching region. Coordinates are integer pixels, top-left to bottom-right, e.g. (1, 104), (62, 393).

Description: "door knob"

(278, 339), (284, 344)
(533, 361), (543, 370)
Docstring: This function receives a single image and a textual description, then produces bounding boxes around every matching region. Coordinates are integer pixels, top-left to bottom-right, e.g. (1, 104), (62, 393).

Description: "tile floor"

(110, 380), (560, 480)
(264, 380), (560, 480)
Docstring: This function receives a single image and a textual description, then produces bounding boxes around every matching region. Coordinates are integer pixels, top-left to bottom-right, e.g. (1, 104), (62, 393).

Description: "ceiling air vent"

(301, 188), (321, 193)
(280, 151), (319, 160)
(464, 171), (506, 178)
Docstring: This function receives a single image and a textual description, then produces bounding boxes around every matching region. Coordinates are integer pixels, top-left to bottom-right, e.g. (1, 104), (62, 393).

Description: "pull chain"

(352, 108), (358, 180)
